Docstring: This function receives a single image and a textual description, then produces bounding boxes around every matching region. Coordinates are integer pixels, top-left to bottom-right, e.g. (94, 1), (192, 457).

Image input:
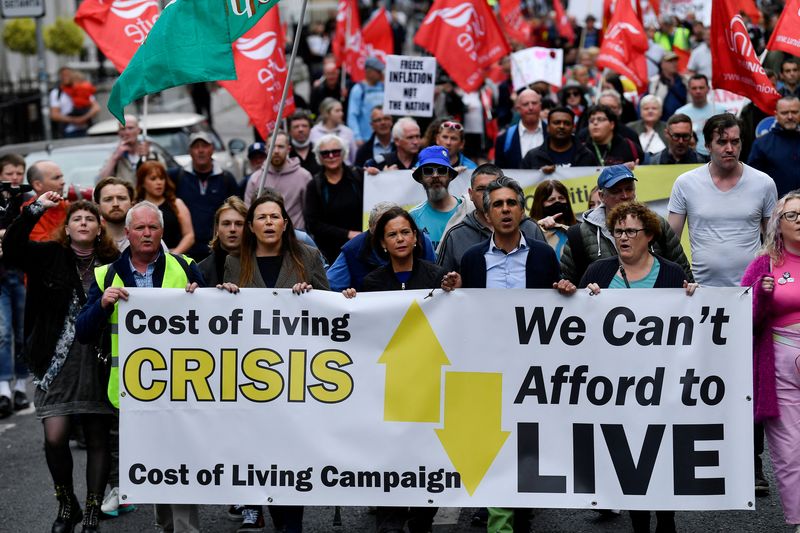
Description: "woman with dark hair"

(558, 81), (590, 126)
(579, 201), (696, 533)
(584, 104), (638, 167)
(220, 190), (328, 531)
(303, 133), (363, 264)
(135, 161), (194, 254)
(341, 205), (443, 532)
(530, 180), (577, 259)
(3, 191), (120, 533)
(198, 196), (247, 286)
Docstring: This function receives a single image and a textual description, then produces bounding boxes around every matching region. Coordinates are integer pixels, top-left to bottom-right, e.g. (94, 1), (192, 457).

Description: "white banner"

(118, 288), (754, 509)
(511, 47), (564, 90)
(383, 55), (436, 117)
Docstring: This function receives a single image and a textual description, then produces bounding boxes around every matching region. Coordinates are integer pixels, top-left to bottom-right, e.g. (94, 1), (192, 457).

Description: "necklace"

(76, 254), (96, 279)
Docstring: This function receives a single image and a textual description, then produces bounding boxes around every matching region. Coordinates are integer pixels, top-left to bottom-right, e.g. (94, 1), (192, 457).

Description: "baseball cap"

(597, 165), (637, 189)
(248, 142), (267, 158)
(663, 51), (679, 61)
(365, 57), (385, 72)
(412, 146), (457, 182)
(189, 131), (214, 146)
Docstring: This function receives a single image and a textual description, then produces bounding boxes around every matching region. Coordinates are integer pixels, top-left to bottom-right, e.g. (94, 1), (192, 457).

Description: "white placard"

(511, 47), (564, 91)
(383, 55), (436, 117)
(0, 0), (45, 18)
(118, 288), (754, 509)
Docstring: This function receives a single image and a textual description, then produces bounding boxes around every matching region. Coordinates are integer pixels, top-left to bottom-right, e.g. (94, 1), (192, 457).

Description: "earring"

(383, 248), (387, 253)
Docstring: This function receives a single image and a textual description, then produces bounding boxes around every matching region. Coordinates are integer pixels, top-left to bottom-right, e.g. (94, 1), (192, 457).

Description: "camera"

(0, 181), (34, 226)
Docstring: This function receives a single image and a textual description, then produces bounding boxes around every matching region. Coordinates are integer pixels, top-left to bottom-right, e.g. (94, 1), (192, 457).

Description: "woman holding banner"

(580, 201), (697, 533)
(3, 191), (119, 533)
(742, 191), (800, 532)
(220, 189), (328, 532)
(341, 205), (442, 533)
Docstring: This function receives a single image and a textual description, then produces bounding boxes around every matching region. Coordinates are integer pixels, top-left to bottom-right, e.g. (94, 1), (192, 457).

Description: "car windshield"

(148, 125), (223, 156)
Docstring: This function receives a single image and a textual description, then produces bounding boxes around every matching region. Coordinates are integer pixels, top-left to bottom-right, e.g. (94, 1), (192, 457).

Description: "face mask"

(542, 201), (570, 219)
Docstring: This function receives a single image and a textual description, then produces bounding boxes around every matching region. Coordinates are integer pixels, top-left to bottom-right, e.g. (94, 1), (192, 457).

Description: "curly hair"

(605, 201), (661, 243)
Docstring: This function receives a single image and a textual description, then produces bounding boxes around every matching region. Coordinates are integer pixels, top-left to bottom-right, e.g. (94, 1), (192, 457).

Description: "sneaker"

(100, 487), (136, 518)
(755, 465), (770, 495)
(227, 505), (244, 521)
(13, 390), (29, 411)
(237, 507), (265, 532)
(0, 396), (11, 419)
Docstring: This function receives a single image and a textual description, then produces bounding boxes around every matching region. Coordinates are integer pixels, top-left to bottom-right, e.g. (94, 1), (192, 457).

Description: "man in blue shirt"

(346, 57), (385, 146)
(409, 146), (464, 251)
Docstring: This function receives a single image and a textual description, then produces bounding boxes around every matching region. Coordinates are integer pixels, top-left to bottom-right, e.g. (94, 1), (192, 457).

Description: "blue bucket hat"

(597, 164), (637, 189)
(412, 145), (457, 182)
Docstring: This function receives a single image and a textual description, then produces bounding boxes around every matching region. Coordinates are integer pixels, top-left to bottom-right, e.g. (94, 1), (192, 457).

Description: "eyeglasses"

(420, 166), (450, 177)
(588, 116), (609, 124)
(320, 149), (342, 159)
(669, 132), (692, 141)
(780, 211), (800, 222)
(613, 227), (646, 238)
(440, 121), (463, 131)
(565, 91), (581, 97)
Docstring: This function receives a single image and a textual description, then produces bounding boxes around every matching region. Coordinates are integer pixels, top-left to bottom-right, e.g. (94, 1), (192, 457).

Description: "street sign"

(0, 0), (45, 19)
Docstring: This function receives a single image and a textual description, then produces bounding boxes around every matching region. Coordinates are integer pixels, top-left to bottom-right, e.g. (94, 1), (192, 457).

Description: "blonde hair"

(761, 190), (800, 264)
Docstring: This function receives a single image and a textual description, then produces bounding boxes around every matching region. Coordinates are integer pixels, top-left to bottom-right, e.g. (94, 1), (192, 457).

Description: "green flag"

(108, 0), (280, 123)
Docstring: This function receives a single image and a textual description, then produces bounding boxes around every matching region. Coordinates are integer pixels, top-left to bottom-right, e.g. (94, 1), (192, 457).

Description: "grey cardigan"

(223, 243), (330, 290)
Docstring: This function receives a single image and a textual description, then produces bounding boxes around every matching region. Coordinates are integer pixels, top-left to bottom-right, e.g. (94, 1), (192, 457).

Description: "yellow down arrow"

(436, 372), (509, 495)
(379, 300), (450, 423)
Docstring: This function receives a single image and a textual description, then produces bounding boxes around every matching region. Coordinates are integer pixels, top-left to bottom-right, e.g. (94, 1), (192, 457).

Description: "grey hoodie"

(244, 157), (312, 230)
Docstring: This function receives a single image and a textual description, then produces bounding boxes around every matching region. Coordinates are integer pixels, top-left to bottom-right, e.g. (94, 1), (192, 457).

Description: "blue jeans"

(0, 271), (28, 381)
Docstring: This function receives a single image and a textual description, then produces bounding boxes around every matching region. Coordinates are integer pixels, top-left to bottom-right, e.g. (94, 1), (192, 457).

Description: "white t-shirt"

(668, 163), (777, 287)
(49, 87), (96, 135)
(519, 121), (544, 159)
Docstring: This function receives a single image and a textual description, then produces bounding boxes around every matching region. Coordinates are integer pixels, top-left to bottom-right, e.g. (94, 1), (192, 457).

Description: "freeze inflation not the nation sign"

(117, 288), (754, 509)
(383, 55), (436, 117)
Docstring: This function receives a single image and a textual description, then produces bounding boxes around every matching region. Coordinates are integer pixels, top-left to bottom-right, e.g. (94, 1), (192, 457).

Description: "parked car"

(88, 112), (248, 181)
(0, 135), (179, 196)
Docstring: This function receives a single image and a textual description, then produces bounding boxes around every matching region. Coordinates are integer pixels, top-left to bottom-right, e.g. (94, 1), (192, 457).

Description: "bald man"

(494, 88), (547, 169)
(98, 114), (165, 184)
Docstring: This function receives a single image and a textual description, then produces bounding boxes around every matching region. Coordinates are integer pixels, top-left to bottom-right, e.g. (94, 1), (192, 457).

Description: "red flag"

(553, 0), (575, 45)
(362, 7), (394, 63)
(219, 7), (295, 140)
(766, 0), (800, 57)
(740, 0), (762, 24)
(414, 0), (510, 92)
(596, 0), (649, 92)
(333, 0), (366, 82)
(74, 0), (160, 73)
(711, 0), (780, 114)
(498, 0), (531, 45)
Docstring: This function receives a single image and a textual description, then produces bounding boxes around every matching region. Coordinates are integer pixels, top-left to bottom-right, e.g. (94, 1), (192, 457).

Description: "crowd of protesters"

(3, 1), (800, 532)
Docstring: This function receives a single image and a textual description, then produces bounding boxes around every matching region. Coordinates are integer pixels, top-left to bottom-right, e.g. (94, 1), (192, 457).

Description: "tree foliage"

(2, 18), (37, 55)
(44, 18), (85, 57)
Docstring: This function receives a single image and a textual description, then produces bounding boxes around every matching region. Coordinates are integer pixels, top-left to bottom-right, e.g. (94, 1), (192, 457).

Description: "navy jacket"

(459, 235), (561, 288)
(494, 122), (547, 169)
(748, 126), (800, 197)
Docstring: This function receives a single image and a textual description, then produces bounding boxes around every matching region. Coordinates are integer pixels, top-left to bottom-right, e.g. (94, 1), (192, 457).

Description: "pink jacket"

(741, 254), (780, 422)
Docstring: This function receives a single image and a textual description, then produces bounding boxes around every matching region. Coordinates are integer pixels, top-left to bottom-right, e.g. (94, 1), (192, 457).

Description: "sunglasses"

(420, 166), (450, 177)
(320, 149), (342, 159)
(440, 121), (463, 131)
(565, 91), (581, 97)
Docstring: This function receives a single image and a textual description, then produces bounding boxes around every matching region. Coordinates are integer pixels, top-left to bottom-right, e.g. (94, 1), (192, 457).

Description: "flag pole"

(142, 94), (149, 139)
(257, 0), (310, 198)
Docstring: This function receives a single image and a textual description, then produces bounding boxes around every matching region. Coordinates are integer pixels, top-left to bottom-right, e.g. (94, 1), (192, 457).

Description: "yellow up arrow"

(378, 300), (450, 423)
(435, 372), (509, 495)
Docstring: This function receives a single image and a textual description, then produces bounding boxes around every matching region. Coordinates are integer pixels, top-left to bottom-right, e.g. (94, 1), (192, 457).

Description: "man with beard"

(287, 110), (321, 176)
(94, 177), (134, 251)
(521, 107), (595, 171)
(409, 146), (464, 250)
(243, 131), (312, 229)
(645, 114), (706, 165)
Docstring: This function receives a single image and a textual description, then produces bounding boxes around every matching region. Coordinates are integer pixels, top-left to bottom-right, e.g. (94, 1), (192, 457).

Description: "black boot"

(52, 484), (83, 533)
(81, 492), (102, 533)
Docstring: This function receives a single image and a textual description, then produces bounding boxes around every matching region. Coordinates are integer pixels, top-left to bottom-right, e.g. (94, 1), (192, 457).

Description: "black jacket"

(304, 165), (364, 263)
(2, 203), (119, 377)
(362, 258), (445, 292)
(520, 138), (596, 169)
(579, 254), (686, 289)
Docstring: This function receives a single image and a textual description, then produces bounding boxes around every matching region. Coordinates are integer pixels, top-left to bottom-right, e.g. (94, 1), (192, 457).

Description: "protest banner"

(383, 55), (437, 117)
(510, 47), (564, 91)
(363, 165), (702, 224)
(117, 288), (753, 509)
